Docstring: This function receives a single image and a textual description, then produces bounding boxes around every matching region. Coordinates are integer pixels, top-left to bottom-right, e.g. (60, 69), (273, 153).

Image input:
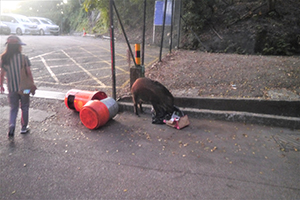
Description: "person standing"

(0, 36), (36, 138)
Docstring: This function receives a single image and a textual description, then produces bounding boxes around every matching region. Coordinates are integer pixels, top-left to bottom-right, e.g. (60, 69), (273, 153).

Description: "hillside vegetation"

(10, 0), (300, 56)
(89, 0), (300, 56)
(182, 0), (300, 55)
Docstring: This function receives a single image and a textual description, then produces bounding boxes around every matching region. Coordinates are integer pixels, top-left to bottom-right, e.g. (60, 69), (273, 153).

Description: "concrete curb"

(3, 85), (298, 129)
(117, 97), (300, 129)
(174, 97), (300, 118)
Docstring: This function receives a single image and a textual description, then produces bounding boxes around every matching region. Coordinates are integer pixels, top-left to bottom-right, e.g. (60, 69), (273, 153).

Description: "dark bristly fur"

(131, 77), (174, 117)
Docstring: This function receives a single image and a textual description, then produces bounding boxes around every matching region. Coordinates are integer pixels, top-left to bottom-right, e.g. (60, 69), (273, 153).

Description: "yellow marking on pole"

(135, 44), (141, 66)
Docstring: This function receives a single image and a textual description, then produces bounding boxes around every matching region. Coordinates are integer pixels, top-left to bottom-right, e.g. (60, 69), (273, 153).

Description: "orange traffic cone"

(82, 28), (86, 36)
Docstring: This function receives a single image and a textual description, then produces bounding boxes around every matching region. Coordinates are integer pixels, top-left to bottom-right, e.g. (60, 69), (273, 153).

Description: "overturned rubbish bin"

(65, 89), (107, 112)
(80, 97), (119, 130)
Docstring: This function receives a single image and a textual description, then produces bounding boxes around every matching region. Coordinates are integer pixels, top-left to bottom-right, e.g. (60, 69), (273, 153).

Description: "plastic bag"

(163, 106), (190, 129)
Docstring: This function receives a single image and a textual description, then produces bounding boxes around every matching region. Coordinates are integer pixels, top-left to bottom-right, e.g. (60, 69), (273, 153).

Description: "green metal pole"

(159, 0), (168, 62)
(110, 0), (116, 100)
(142, 0), (146, 66)
(169, 0), (174, 53)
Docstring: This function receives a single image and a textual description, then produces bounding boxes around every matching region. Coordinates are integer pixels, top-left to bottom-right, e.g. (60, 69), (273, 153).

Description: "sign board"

(154, 0), (172, 26)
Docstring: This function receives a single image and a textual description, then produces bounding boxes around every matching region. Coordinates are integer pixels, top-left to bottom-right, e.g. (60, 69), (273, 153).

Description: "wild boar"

(131, 77), (174, 119)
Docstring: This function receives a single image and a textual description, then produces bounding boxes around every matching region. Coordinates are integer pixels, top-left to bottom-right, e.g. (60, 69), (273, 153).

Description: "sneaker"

(20, 126), (29, 134)
(7, 126), (15, 138)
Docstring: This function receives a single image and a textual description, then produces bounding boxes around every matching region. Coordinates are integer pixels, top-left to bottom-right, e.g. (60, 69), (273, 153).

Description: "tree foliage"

(182, 0), (215, 31)
(82, 0), (110, 32)
(6, 0), (299, 55)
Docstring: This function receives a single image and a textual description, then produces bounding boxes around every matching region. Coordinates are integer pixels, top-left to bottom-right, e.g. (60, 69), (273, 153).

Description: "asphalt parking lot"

(0, 35), (299, 199)
(0, 35), (166, 96)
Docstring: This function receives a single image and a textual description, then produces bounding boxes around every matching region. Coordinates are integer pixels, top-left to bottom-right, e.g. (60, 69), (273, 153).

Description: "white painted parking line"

(34, 89), (65, 100)
(0, 84), (65, 100)
(29, 51), (57, 60)
(61, 50), (107, 87)
(79, 47), (129, 74)
(40, 56), (60, 84)
(23, 43), (162, 91)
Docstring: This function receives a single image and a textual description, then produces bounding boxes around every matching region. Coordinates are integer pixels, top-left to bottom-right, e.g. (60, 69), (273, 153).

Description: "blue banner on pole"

(154, 0), (172, 26)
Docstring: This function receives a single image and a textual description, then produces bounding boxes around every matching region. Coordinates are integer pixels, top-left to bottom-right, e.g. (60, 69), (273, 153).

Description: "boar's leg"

(133, 95), (140, 116)
(139, 102), (144, 114)
(151, 104), (166, 124)
(134, 103), (139, 116)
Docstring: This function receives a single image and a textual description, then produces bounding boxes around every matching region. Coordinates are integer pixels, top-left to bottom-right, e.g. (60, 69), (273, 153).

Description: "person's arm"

(0, 67), (6, 93)
(24, 56), (34, 84)
(25, 67), (37, 95)
(26, 66), (34, 84)
(24, 56), (37, 95)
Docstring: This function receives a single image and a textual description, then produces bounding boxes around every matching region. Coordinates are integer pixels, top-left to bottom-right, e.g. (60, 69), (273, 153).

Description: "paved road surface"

(0, 96), (299, 199)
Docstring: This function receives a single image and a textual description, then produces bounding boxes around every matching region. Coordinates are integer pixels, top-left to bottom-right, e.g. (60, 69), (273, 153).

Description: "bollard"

(80, 97), (119, 130)
(135, 44), (141, 66)
(130, 66), (143, 88)
(65, 89), (107, 112)
(130, 44), (145, 88)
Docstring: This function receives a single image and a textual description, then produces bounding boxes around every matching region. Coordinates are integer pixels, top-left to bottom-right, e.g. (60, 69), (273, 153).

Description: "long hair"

(1, 44), (21, 65)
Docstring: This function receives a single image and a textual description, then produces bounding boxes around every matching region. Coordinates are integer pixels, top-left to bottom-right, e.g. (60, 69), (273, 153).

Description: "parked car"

(0, 21), (11, 35)
(0, 14), (39, 35)
(28, 17), (60, 35)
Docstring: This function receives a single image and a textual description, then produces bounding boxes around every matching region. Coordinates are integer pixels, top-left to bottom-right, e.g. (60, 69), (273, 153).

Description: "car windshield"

(30, 19), (40, 24)
(20, 18), (31, 23)
(41, 19), (52, 24)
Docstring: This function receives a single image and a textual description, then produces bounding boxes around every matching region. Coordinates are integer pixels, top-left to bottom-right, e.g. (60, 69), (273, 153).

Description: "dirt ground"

(121, 50), (300, 100)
